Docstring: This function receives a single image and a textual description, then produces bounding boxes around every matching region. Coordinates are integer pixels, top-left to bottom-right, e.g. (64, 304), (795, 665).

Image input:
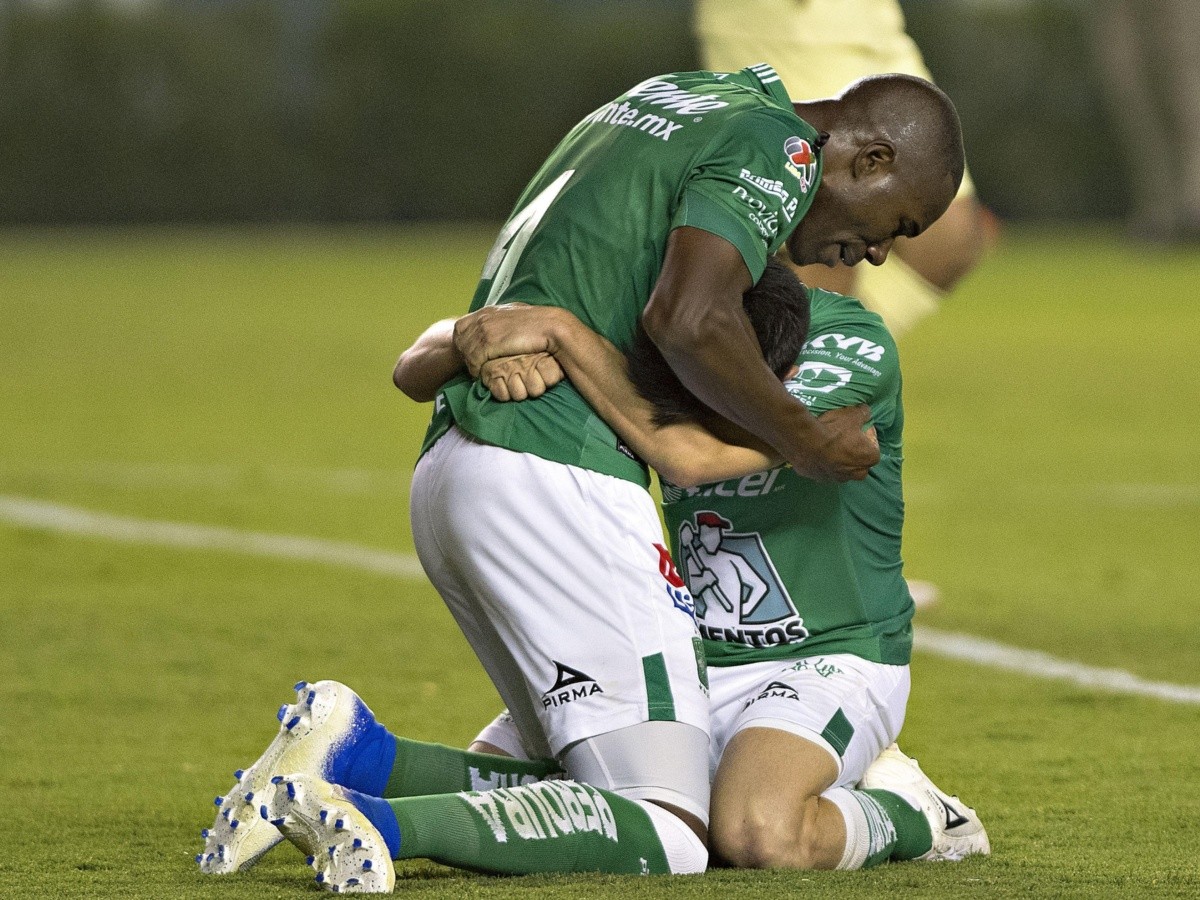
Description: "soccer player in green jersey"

(204, 66), (965, 889)
(397, 66), (961, 881)
(431, 268), (990, 872)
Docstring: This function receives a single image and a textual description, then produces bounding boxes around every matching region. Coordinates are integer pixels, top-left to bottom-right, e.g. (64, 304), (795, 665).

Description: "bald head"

(787, 74), (965, 269)
(838, 73), (965, 194)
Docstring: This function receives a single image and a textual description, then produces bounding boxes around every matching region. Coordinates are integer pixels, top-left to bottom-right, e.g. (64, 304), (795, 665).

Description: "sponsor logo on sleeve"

(801, 332), (886, 378)
(738, 168), (801, 222)
(783, 136), (818, 193)
(788, 361), (854, 394)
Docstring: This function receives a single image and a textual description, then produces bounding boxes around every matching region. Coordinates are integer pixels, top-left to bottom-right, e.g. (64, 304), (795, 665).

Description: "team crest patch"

(677, 512), (808, 647)
(784, 136), (817, 194)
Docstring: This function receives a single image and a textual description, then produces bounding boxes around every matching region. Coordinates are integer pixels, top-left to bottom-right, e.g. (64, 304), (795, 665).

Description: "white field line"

(0, 494), (425, 580)
(2, 494), (1198, 705)
(0, 462), (412, 496)
(913, 628), (1200, 705)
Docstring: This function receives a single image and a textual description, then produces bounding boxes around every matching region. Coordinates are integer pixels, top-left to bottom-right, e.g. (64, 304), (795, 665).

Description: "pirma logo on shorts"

(542, 661), (604, 709)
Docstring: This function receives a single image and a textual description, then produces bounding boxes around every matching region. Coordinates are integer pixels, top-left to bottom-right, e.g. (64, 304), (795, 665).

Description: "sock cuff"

(636, 801), (707, 875)
(347, 788), (402, 858)
(825, 787), (872, 870)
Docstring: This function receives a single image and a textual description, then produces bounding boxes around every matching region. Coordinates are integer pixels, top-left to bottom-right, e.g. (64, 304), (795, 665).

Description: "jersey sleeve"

(784, 310), (900, 429)
(671, 109), (818, 281)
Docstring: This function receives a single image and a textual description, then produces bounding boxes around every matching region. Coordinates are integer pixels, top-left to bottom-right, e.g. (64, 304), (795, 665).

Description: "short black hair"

(627, 257), (810, 427)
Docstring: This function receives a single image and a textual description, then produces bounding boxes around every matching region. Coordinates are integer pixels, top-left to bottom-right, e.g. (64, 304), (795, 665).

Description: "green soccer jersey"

(661, 289), (913, 667)
(422, 64), (826, 486)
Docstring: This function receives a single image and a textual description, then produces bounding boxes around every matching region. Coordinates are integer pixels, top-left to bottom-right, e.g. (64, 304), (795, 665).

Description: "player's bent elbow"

(392, 358), (435, 403)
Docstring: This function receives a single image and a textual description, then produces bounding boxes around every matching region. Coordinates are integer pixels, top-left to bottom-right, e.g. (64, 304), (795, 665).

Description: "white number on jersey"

(481, 169), (575, 307)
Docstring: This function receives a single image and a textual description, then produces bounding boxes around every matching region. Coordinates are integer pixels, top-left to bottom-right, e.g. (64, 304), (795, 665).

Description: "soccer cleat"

(261, 774), (395, 893)
(197, 680), (394, 875)
(859, 744), (990, 861)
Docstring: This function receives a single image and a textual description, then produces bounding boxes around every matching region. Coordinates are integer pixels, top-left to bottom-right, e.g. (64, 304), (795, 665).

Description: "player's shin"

(384, 737), (561, 797)
(384, 781), (703, 874)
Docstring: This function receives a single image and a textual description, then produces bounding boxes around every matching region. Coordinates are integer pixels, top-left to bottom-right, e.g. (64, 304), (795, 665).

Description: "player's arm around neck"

(472, 306), (780, 487)
(642, 227), (878, 481)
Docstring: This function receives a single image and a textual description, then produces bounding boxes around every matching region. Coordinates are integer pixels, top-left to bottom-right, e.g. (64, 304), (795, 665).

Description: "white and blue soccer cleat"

(859, 744), (990, 861)
(197, 680), (396, 874)
(260, 773), (396, 893)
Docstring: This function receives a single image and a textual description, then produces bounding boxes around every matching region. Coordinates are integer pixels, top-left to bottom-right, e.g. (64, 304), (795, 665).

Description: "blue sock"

(344, 787), (403, 858)
(323, 697), (398, 797)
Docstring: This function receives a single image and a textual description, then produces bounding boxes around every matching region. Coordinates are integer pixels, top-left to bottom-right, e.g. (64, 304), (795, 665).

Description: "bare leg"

(710, 727), (845, 869)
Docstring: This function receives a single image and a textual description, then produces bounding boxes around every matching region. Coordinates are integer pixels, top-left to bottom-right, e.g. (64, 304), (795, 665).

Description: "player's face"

(788, 171), (950, 269)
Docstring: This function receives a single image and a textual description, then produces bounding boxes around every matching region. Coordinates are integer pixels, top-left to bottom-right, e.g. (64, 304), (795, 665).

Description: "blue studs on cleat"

(244, 792), (254, 802)
(315, 872), (325, 883)
(286, 782), (296, 800)
(328, 846), (336, 857)
(319, 810), (328, 823)
(306, 855), (315, 866)
(277, 704), (288, 722)
(214, 796), (223, 806)
(270, 775), (284, 784)
(285, 715), (301, 731)
(334, 818), (344, 830)
(362, 860), (373, 870)
(272, 818), (285, 827)
(221, 808), (231, 820)
(307, 690), (316, 707)
(295, 680), (308, 691)
(201, 828), (209, 838)
(230, 820), (239, 831)
(195, 854), (203, 864)
(234, 769), (244, 780)
(352, 838), (362, 849)
(260, 804), (269, 820)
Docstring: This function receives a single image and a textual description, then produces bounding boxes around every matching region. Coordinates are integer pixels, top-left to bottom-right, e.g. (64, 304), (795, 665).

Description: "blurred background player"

(695, 0), (999, 337)
(1091, 0), (1200, 243)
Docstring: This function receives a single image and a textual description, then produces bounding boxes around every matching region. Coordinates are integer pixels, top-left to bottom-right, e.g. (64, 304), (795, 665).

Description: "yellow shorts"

(695, 0), (975, 198)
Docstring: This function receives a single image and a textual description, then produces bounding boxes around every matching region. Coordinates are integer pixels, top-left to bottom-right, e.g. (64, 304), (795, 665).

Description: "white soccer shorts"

(410, 426), (711, 761)
(707, 653), (910, 787)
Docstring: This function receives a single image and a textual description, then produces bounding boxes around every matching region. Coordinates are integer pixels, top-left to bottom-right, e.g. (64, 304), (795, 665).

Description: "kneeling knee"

(712, 800), (827, 870)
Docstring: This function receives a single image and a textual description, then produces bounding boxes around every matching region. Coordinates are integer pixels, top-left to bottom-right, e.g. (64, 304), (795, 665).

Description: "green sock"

(860, 788), (933, 861)
(382, 737), (561, 798)
(387, 780), (671, 874)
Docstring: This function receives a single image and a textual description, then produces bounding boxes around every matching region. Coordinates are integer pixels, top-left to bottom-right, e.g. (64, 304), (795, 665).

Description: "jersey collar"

(728, 63), (793, 109)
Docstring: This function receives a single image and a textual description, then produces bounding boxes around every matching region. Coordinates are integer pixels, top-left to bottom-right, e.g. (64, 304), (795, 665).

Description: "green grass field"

(2, 227), (1198, 898)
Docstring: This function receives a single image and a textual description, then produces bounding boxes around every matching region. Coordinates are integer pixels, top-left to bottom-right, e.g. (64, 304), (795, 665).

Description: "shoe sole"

(197, 680), (360, 874)
(261, 773), (395, 893)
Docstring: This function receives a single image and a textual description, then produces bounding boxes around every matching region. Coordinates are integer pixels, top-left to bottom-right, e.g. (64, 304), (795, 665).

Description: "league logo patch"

(655, 542), (696, 618)
(784, 136), (818, 194)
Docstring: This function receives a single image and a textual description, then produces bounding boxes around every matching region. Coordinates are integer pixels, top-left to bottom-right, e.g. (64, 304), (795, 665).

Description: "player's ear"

(785, 364), (800, 380)
(853, 140), (896, 178)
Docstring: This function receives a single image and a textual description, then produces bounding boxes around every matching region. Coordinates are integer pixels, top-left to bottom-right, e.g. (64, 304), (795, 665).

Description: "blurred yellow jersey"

(694, 0), (975, 199)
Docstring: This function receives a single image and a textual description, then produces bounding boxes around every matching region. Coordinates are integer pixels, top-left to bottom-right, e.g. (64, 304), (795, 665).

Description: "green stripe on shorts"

(642, 653), (676, 721)
(821, 709), (855, 758)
